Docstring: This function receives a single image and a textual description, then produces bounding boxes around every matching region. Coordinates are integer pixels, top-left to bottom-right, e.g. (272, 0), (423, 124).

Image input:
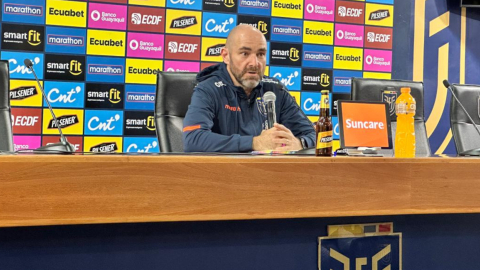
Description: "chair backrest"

(450, 84), (480, 153)
(351, 78), (431, 157)
(0, 60), (13, 152)
(154, 71), (198, 153)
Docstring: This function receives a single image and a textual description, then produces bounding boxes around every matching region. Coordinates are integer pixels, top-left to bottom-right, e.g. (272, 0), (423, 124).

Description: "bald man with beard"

(182, 25), (315, 152)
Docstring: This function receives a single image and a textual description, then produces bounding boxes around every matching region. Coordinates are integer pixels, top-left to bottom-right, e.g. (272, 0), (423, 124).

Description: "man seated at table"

(183, 25), (315, 152)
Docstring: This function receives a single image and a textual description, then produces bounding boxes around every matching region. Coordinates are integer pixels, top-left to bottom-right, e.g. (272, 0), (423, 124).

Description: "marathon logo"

(89, 38), (123, 47)
(334, 77), (351, 86)
(369, 10), (390, 21)
(170, 16), (197, 29)
(128, 67), (161, 74)
(48, 115), (79, 129)
(49, 7), (85, 17)
(304, 52), (331, 62)
(305, 28), (332, 36)
(90, 142), (118, 152)
(205, 44), (224, 56)
(273, 1), (301, 10)
(240, 0), (269, 8)
(12, 115), (39, 126)
(88, 64), (123, 75)
(48, 34), (84, 46)
(4, 3), (43, 16)
(126, 92), (155, 103)
(272, 25), (301, 36)
(10, 86), (38, 100)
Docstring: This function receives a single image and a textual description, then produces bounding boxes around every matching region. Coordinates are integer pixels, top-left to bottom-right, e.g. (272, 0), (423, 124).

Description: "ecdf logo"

(1, 51), (44, 80)
(335, 0), (364, 24)
(84, 110), (123, 135)
(270, 66), (301, 90)
(44, 81), (85, 108)
(128, 6), (165, 33)
(202, 12), (236, 38)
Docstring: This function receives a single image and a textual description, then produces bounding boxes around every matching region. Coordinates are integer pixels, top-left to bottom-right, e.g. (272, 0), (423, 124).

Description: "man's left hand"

(273, 123), (303, 151)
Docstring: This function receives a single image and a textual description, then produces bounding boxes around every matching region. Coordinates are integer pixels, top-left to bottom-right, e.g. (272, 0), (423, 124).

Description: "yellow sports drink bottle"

(394, 87), (416, 158)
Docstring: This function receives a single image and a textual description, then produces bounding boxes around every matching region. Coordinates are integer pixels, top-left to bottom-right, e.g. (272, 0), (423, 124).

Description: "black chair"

(0, 60), (13, 152)
(154, 72), (198, 153)
(450, 84), (480, 155)
(351, 78), (431, 157)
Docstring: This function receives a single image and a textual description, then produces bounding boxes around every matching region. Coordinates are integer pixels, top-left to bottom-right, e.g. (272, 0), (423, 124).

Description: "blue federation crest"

(382, 90), (398, 121)
(319, 223), (402, 270)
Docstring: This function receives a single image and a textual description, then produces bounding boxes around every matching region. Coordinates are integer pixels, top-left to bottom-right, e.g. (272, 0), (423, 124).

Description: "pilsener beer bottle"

(316, 90), (333, 156)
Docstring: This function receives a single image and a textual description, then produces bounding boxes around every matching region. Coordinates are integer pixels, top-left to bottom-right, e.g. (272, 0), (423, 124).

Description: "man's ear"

(221, 47), (229, 64)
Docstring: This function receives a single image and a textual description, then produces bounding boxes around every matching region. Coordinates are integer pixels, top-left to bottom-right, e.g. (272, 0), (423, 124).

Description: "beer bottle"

(316, 90), (333, 156)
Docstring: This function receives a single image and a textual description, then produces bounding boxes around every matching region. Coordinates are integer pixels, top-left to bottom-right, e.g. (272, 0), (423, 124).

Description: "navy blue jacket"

(183, 63), (315, 152)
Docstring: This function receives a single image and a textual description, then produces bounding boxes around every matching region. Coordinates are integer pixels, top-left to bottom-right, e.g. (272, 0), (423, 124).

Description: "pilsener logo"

(87, 29), (126, 57)
(166, 9), (201, 35)
(46, 0), (87, 27)
(47, 114), (79, 129)
(365, 3), (393, 27)
(10, 80), (42, 107)
(90, 142), (118, 152)
(201, 37), (225, 62)
(10, 86), (38, 100)
(42, 108), (84, 134)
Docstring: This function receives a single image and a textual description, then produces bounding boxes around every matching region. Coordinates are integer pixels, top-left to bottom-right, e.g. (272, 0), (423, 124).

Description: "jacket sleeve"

(278, 90), (316, 148)
(182, 86), (253, 152)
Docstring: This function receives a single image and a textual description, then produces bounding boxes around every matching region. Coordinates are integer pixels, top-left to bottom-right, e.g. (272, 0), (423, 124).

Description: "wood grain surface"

(0, 155), (479, 227)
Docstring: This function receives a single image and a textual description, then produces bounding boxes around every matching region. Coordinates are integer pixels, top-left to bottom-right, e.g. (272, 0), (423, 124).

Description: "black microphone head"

(24, 58), (33, 68)
(443, 80), (450, 88)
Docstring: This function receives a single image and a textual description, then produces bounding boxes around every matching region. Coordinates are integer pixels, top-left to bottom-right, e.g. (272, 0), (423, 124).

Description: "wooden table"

(0, 155), (479, 227)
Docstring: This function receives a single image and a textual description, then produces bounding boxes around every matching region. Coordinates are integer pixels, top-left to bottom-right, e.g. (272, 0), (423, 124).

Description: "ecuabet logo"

(84, 110), (123, 136)
(44, 81), (84, 108)
(128, 6), (165, 33)
(202, 12), (236, 38)
(127, 32), (164, 59)
(125, 58), (163, 84)
(46, 0), (87, 27)
(333, 47), (363, 71)
(87, 29), (126, 57)
(2, 0), (44, 24)
(1, 51), (44, 80)
(124, 137), (160, 153)
(45, 26), (86, 54)
(270, 66), (301, 90)
(88, 2), (127, 30)
(303, 20), (334, 45)
(271, 0), (302, 19)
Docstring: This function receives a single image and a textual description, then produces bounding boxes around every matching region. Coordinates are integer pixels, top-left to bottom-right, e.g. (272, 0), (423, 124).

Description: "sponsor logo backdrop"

(2, 0), (394, 152)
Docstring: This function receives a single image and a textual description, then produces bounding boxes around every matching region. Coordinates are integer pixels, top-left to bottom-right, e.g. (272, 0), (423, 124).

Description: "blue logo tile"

(123, 137), (160, 153)
(45, 26), (86, 55)
(86, 56), (125, 83)
(44, 81), (85, 108)
(124, 84), (156, 111)
(84, 110), (124, 136)
(1, 51), (44, 79)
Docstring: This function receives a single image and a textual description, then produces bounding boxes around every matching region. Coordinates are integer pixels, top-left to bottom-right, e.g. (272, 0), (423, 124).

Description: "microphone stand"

(24, 59), (75, 154)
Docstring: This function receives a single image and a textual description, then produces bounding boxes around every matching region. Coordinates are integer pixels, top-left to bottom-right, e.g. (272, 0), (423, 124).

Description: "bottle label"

(407, 103), (416, 114)
(396, 102), (407, 114)
(317, 131), (333, 149)
(320, 93), (329, 110)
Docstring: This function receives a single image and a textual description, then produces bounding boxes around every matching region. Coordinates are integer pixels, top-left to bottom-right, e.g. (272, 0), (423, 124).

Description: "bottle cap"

(321, 90), (329, 94)
(400, 87), (411, 93)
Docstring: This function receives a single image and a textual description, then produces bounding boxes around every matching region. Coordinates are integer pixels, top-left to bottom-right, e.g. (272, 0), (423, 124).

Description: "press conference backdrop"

(1, 0), (396, 153)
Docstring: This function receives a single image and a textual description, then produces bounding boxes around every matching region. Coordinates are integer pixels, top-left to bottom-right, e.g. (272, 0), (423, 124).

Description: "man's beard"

(230, 63), (262, 89)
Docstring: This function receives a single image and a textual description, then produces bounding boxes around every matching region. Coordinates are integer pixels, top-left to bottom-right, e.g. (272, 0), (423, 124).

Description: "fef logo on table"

(86, 56), (125, 83)
(44, 81), (84, 108)
(88, 3), (127, 30)
(166, 9), (202, 35)
(269, 66), (301, 90)
(202, 12), (236, 38)
(333, 47), (363, 70)
(304, 0), (334, 21)
(42, 108), (84, 135)
(46, 0), (87, 27)
(303, 21), (334, 45)
(364, 49), (392, 72)
(45, 26), (86, 54)
(10, 80), (43, 107)
(127, 33), (164, 59)
(271, 0), (302, 19)
(128, 6), (165, 33)
(2, 0), (45, 24)
(84, 110), (123, 136)
(87, 29), (126, 57)
(125, 58), (163, 84)
(335, 23), (364, 48)
(1, 51), (44, 80)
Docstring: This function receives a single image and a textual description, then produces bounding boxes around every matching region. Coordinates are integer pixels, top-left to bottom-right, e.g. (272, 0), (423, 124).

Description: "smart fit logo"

(27, 30), (41, 46)
(289, 48), (299, 61)
(69, 60), (82, 76)
(109, 88), (121, 103)
(224, 0), (235, 7)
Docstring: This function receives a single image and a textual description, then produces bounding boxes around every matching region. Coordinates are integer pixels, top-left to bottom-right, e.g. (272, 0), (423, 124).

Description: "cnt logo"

(170, 0), (196, 5)
(47, 86), (81, 104)
(273, 70), (298, 87)
(205, 17), (235, 34)
(126, 140), (158, 152)
(9, 57), (40, 76)
(4, 3), (43, 16)
(131, 12), (162, 25)
(88, 113), (121, 131)
(171, 16), (197, 28)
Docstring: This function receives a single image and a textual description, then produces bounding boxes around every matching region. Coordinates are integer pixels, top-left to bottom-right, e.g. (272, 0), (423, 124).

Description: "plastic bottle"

(394, 87), (416, 158)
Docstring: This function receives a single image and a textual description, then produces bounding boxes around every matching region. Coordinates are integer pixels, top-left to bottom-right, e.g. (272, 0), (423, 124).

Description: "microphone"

(24, 59), (75, 153)
(263, 91), (276, 129)
(443, 79), (480, 156)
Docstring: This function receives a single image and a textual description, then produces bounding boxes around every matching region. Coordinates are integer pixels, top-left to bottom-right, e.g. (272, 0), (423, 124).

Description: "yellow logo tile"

(42, 109), (84, 135)
(46, 0), (87, 27)
(87, 29), (126, 57)
(10, 80), (43, 107)
(365, 3), (394, 27)
(84, 137), (123, 153)
(166, 9), (202, 36)
(333, 47), (363, 70)
(363, 72), (391, 79)
(303, 21), (334, 45)
(129, 0), (165, 7)
(125, 58), (163, 84)
(271, 0), (303, 19)
(201, 37), (226, 62)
